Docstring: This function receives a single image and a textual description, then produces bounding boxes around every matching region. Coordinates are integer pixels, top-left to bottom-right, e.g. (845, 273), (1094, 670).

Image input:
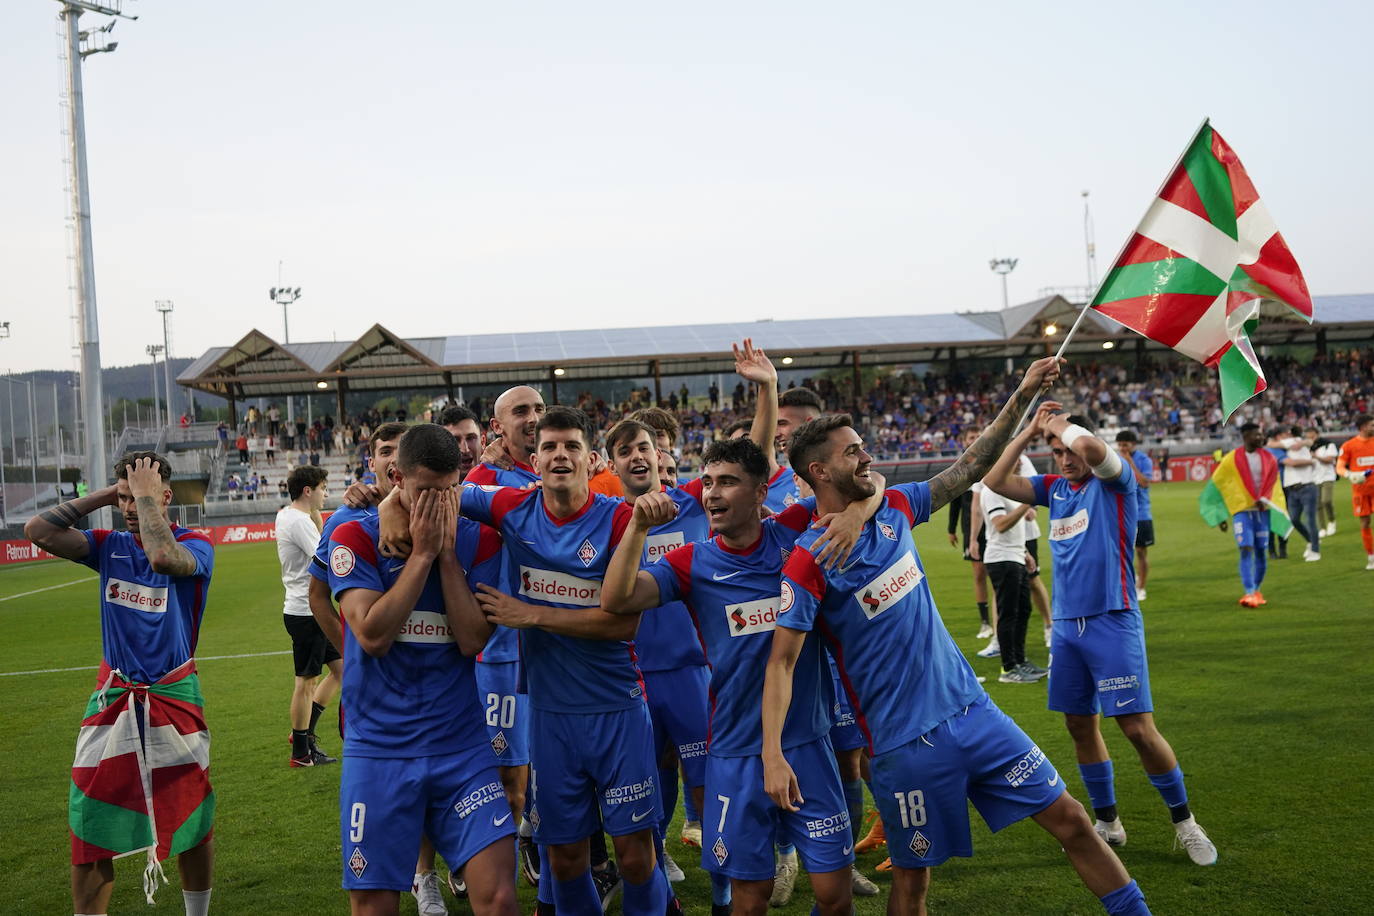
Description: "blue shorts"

(829, 668), (867, 753)
(702, 736), (853, 881)
(1047, 609), (1153, 717)
(870, 695), (1062, 869)
(528, 704), (660, 845)
(1232, 509), (1269, 549)
(475, 661), (530, 766)
(644, 666), (710, 788)
(339, 746), (514, 891)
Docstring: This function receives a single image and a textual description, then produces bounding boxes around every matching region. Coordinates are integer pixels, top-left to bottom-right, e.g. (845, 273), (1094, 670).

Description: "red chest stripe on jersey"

(91, 529), (112, 549)
(768, 466), (788, 486)
(817, 624), (874, 755)
(475, 523), (503, 566)
(332, 521), (377, 567)
(774, 503), (811, 533)
(782, 545), (827, 601)
(884, 489), (915, 527)
(463, 465), (497, 485)
(677, 477), (705, 503)
(490, 487), (538, 527)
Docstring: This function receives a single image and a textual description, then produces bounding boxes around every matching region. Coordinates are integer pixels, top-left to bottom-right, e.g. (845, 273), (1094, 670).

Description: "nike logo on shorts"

(842, 843), (854, 855)
(493, 812), (511, 827)
(712, 571), (741, 581)
(631, 809), (653, 823)
(1115, 697), (1136, 708)
(1048, 773), (1059, 787)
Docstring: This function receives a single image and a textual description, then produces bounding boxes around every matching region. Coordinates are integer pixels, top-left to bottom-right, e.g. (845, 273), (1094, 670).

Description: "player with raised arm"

(763, 357), (1152, 916)
(26, 453), (216, 916)
(1336, 413), (1374, 569)
(601, 435), (879, 916)
(466, 386), (546, 487)
(984, 404), (1217, 867)
(327, 424), (517, 916)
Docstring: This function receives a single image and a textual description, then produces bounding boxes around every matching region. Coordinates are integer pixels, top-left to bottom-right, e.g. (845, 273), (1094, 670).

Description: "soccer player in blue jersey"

(421, 406), (668, 916)
(601, 435), (879, 916)
(466, 386), (545, 487)
(984, 406), (1217, 867)
(763, 357), (1152, 916)
(27, 453), (216, 916)
(1115, 429), (1155, 602)
(328, 424), (517, 916)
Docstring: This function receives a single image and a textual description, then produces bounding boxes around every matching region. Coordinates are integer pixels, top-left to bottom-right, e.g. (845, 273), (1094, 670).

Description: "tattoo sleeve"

(136, 495), (199, 576)
(927, 385), (1037, 513)
(38, 501), (84, 529)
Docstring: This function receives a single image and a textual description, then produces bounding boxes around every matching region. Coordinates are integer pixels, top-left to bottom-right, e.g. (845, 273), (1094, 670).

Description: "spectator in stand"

(309, 450), (321, 467)
(265, 435), (277, 466)
(268, 403), (281, 436)
(236, 432), (249, 464)
(217, 421), (228, 452)
(227, 474), (240, 500)
(247, 434), (259, 469)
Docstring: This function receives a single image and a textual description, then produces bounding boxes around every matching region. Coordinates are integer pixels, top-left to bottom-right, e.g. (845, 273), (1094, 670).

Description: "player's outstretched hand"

(632, 491), (678, 530)
(343, 481), (382, 509)
(1017, 356), (1066, 394)
(732, 337), (777, 386)
(378, 490), (412, 559)
(126, 456), (165, 500)
(476, 584), (544, 629)
(479, 438), (513, 472)
(763, 754), (803, 813)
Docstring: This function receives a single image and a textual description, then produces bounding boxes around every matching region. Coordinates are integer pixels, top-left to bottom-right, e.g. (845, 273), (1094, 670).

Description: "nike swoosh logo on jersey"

(111, 553), (131, 559)
(1052, 494), (1067, 500)
(1048, 773), (1059, 786)
(630, 809), (653, 823)
(837, 559), (860, 573)
(712, 570), (741, 581)
(493, 812), (511, 827)
(1115, 697), (1136, 708)
(520, 538), (538, 545)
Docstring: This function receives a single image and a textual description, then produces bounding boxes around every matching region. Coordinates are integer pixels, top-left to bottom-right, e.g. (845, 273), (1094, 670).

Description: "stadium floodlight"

(553, 367), (566, 377)
(989, 257), (1018, 309)
(1043, 322), (1059, 336)
(0, 321), (9, 339)
(781, 356), (794, 365)
(315, 380), (328, 390)
(270, 269), (303, 424)
(1102, 340), (1115, 350)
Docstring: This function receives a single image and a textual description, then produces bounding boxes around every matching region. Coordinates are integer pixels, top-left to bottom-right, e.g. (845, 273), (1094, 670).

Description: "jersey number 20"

(485, 693), (516, 729)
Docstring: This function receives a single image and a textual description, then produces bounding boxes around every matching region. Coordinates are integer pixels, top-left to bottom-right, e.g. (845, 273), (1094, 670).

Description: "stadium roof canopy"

(178, 293), (1374, 403)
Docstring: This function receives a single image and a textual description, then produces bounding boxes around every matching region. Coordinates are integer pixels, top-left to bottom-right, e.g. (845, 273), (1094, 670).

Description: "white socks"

(184, 888), (212, 916)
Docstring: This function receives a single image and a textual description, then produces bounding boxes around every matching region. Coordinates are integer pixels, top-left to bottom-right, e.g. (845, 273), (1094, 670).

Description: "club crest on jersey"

(909, 831), (931, 858)
(491, 732), (509, 756)
(577, 539), (598, 567)
(104, 578), (169, 613)
(779, 581), (795, 614)
(780, 547), (791, 564)
(879, 522), (897, 541)
(855, 551), (923, 620)
(330, 545), (356, 576)
(348, 846), (368, 878)
(712, 835), (729, 866)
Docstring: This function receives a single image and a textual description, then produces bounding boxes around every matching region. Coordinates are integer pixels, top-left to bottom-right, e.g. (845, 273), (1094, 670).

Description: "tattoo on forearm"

(38, 501), (84, 529)
(136, 495), (196, 574)
(928, 385), (1036, 512)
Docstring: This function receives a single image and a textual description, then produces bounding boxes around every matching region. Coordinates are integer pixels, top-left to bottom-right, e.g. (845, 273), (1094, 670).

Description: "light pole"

(989, 257), (1018, 309)
(146, 343), (164, 427)
(1082, 190), (1098, 292)
(0, 323), (10, 525)
(2, 376), (40, 507)
(155, 300), (175, 423)
(270, 279), (302, 426)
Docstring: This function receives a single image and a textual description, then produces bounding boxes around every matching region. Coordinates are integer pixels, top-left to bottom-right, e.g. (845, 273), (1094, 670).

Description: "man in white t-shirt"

(1280, 426), (1321, 561)
(275, 465), (341, 767)
(980, 480), (1048, 684)
(1306, 427), (1339, 537)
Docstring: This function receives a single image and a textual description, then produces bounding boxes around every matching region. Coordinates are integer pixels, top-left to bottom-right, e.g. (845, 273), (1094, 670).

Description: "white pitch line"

(0, 649), (292, 678)
(0, 576), (99, 602)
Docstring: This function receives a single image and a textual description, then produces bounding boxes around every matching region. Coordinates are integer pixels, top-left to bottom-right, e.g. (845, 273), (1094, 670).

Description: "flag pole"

(1012, 117), (1213, 430)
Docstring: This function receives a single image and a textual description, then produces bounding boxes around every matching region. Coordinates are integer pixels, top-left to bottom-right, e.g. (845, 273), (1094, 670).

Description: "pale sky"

(2, 0), (1369, 374)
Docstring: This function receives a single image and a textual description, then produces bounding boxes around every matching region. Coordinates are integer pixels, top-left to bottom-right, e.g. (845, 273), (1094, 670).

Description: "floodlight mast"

(57, 0), (135, 520)
(989, 257), (1018, 310)
(270, 266), (302, 425)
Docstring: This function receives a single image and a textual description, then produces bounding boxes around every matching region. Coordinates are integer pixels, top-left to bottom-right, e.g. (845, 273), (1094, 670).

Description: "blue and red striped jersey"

(1030, 465), (1139, 617)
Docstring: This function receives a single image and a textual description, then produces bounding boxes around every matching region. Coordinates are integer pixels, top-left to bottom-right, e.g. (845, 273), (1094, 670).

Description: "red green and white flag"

(1089, 120), (1312, 418)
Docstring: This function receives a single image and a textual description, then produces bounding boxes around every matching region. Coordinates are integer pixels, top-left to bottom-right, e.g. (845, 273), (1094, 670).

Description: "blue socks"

(843, 779), (865, 843)
(622, 861), (668, 916)
(658, 766), (680, 834)
(552, 871), (600, 915)
(683, 783), (700, 823)
(710, 871), (732, 906)
(1078, 759), (1117, 815)
(778, 841), (796, 857)
(536, 845), (555, 905)
(1100, 879), (1150, 915)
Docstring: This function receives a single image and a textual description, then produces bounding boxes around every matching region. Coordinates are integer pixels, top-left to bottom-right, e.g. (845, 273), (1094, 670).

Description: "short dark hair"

(370, 421), (409, 452)
(779, 387), (824, 413)
(605, 419), (654, 456)
(114, 451), (172, 481)
(287, 465), (328, 500)
(787, 414), (855, 487)
(628, 407), (680, 447)
(1115, 429), (1139, 444)
(1065, 414), (1094, 433)
(702, 437), (769, 486)
(1356, 413), (1373, 428)
(536, 406), (593, 448)
(1288, 425), (1303, 438)
(1239, 422), (1260, 434)
(723, 417), (754, 439)
(396, 423), (462, 475)
(438, 405), (479, 428)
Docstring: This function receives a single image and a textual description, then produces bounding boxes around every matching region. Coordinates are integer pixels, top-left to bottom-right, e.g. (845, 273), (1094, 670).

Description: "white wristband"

(1059, 424), (1091, 450)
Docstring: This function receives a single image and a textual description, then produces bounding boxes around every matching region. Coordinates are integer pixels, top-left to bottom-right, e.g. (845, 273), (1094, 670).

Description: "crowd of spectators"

(219, 349), (1374, 473)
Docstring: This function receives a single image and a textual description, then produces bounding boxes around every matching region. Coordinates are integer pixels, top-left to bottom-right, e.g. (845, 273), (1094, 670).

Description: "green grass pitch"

(2, 481), (1370, 914)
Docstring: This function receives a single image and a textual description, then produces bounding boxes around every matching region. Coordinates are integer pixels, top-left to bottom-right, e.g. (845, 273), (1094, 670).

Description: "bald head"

(491, 385), (547, 461)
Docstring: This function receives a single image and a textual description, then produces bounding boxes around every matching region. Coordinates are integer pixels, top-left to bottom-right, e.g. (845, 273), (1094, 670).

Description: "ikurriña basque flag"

(1089, 120), (1312, 419)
